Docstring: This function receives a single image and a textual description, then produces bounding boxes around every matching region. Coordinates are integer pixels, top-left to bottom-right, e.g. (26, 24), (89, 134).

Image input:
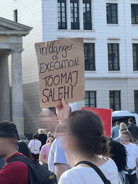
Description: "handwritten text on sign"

(35, 38), (85, 108)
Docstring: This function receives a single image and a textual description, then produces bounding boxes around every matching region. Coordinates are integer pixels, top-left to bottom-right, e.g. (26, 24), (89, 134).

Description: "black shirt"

(128, 123), (138, 139)
(38, 134), (47, 148)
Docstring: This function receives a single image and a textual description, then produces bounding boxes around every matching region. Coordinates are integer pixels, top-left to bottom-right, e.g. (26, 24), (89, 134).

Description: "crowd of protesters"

(0, 99), (138, 183)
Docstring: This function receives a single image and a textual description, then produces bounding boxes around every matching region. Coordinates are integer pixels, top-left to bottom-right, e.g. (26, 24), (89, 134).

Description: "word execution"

(35, 38), (85, 108)
(40, 57), (80, 73)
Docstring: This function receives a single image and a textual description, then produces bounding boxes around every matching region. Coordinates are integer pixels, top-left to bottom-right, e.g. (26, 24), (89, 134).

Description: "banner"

(81, 107), (112, 137)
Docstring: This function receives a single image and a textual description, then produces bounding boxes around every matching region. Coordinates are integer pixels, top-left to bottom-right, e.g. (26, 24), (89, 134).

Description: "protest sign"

(35, 38), (85, 108)
(81, 107), (112, 137)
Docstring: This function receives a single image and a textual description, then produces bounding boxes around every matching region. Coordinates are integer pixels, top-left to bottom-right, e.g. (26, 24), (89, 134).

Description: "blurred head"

(38, 129), (45, 134)
(47, 132), (55, 142)
(109, 140), (127, 172)
(18, 141), (32, 160)
(115, 121), (120, 126)
(120, 130), (135, 144)
(38, 107), (58, 133)
(32, 134), (38, 140)
(0, 121), (19, 158)
(128, 118), (133, 125)
(60, 110), (110, 157)
(120, 122), (127, 134)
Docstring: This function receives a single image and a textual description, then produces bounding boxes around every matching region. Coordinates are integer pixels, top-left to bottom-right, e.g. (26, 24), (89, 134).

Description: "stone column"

(11, 49), (24, 138)
(79, 0), (83, 30)
(0, 53), (10, 121)
(67, 0), (71, 30)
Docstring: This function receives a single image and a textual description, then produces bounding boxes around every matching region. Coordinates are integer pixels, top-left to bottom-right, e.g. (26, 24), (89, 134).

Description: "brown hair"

(121, 130), (135, 144)
(67, 110), (110, 158)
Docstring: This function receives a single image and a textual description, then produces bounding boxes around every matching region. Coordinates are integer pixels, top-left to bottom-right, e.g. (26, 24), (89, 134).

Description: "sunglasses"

(48, 135), (54, 139)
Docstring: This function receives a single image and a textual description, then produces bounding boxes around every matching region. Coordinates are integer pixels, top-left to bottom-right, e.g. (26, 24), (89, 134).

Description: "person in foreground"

(0, 121), (29, 184)
(57, 105), (118, 184)
(121, 130), (138, 184)
(109, 140), (127, 183)
(38, 107), (70, 181)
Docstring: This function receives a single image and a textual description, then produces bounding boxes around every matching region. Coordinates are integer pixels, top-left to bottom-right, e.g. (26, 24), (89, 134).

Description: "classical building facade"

(1, 0), (138, 136)
(0, 17), (32, 137)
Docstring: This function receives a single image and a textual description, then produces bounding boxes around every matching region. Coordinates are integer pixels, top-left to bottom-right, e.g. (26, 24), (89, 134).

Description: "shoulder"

(53, 139), (61, 150)
(112, 126), (115, 130)
(130, 142), (136, 146)
(100, 159), (118, 182)
(112, 126), (117, 130)
(105, 158), (118, 168)
(130, 143), (138, 148)
(41, 144), (50, 151)
(37, 140), (41, 144)
(53, 139), (65, 154)
(2, 161), (28, 173)
(59, 167), (81, 181)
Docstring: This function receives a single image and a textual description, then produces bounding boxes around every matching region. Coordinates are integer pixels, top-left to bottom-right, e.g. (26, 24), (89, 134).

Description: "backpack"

(7, 155), (57, 184)
(75, 161), (111, 184)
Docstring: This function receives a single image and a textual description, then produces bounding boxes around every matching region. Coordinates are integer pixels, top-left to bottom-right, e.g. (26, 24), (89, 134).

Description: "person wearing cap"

(0, 121), (29, 184)
(38, 107), (70, 181)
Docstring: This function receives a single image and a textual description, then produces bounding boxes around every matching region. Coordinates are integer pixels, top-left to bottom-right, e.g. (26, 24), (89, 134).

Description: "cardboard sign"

(35, 38), (85, 108)
(81, 107), (112, 137)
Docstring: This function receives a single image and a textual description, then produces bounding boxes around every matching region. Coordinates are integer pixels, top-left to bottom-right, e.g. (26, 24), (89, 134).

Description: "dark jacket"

(128, 123), (138, 139)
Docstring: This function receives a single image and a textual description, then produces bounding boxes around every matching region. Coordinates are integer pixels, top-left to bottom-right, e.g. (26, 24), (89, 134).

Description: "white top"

(48, 139), (71, 173)
(28, 140), (41, 154)
(119, 129), (121, 137)
(59, 158), (118, 184)
(123, 143), (138, 174)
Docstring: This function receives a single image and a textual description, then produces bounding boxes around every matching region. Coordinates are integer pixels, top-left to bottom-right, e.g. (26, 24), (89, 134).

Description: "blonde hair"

(38, 129), (45, 134)
(120, 122), (126, 130)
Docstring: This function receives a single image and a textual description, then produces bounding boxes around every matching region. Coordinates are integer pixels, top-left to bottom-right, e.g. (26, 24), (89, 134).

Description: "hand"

(56, 98), (69, 125)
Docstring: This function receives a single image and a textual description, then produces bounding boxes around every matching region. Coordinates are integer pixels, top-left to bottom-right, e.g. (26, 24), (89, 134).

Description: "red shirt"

(0, 153), (29, 184)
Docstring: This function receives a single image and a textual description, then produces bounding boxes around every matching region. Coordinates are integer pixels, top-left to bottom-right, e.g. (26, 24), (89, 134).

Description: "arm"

(56, 98), (75, 168)
(28, 140), (32, 149)
(56, 98), (69, 126)
(39, 153), (48, 165)
(136, 158), (138, 166)
(55, 163), (68, 182)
